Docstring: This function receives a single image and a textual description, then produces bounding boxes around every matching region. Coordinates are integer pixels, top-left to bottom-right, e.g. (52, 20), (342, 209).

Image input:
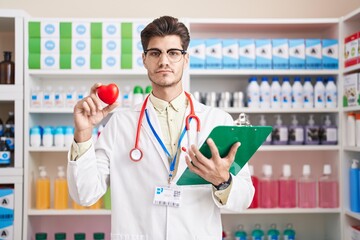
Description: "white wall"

(0, 0), (360, 18)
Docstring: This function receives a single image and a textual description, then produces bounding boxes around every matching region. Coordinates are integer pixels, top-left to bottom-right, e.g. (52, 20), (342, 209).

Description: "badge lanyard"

(145, 109), (189, 184)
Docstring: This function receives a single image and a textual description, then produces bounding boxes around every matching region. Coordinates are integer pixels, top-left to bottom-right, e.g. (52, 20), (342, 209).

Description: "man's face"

(142, 35), (189, 89)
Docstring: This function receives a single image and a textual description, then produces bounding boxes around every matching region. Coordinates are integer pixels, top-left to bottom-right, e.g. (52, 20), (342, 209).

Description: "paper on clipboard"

(176, 125), (272, 186)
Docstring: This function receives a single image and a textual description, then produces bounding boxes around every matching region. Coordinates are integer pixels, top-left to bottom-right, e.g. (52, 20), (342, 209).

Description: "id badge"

(153, 185), (182, 208)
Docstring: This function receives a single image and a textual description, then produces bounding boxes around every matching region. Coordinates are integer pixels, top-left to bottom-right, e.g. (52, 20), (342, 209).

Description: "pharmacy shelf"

(222, 208), (341, 214)
(0, 85), (23, 100)
(343, 64), (360, 74)
(223, 107), (339, 114)
(259, 145), (339, 151)
(29, 147), (69, 152)
(343, 106), (360, 113)
(190, 69), (339, 76)
(28, 209), (111, 216)
(343, 146), (360, 152)
(29, 108), (74, 113)
(345, 210), (360, 221)
(0, 168), (23, 176)
(28, 69), (147, 79)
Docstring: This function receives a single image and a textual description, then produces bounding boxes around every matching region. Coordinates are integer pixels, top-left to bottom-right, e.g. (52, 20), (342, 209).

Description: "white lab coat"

(67, 95), (254, 240)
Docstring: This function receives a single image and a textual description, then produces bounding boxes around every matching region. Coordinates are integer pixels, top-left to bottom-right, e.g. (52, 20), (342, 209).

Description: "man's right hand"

(73, 83), (120, 142)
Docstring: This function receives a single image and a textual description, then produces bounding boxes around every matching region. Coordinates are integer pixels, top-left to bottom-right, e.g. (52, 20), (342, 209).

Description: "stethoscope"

(129, 91), (200, 163)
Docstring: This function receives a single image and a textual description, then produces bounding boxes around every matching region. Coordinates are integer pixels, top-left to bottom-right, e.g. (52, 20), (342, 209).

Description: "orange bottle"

(72, 200), (87, 210)
(54, 166), (68, 209)
(36, 166), (50, 209)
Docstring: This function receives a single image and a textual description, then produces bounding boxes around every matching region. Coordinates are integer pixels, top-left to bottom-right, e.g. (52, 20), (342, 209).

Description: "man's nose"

(158, 52), (170, 65)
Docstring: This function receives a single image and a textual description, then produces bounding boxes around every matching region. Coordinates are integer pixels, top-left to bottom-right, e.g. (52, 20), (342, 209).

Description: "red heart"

(97, 83), (119, 105)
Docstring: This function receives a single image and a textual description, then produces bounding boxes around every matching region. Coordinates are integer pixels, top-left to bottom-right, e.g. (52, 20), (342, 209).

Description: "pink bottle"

(259, 164), (278, 208)
(298, 164), (317, 208)
(318, 164), (339, 208)
(248, 165), (259, 208)
(279, 164), (296, 208)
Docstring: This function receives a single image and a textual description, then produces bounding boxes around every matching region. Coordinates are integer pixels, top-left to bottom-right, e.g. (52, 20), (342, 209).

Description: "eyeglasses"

(144, 48), (187, 63)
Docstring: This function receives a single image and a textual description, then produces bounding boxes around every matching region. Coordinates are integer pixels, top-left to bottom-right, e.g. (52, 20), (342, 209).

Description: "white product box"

(345, 33), (359, 68)
(239, 39), (255, 69)
(255, 39), (272, 69)
(205, 39), (222, 69)
(0, 189), (14, 222)
(41, 54), (59, 69)
(102, 54), (120, 70)
(72, 39), (90, 54)
(132, 38), (144, 54)
(132, 22), (146, 38)
(72, 22), (91, 39)
(343, 73), (360, 106)
(189, 39), (206, 69)
(40, 21), (59, 38)
(289, 39), (305, 69)
(322, 39), (339, 69)
(305, 39), (322, 69)
(272, 39), (289, 69)
(71, 54), (90, 69)
(132, 53), (144, 70)
(349, 226), (360, 240)
(0, 221), (13, 240)
(41, 38), (59, 54)
(222, 39), (239, 69)
(103, 38), (121, 54)
(102, 22), (121, 39)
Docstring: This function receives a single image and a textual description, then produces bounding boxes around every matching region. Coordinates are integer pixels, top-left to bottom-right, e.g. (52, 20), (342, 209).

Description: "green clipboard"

(176, 125), (272, 185)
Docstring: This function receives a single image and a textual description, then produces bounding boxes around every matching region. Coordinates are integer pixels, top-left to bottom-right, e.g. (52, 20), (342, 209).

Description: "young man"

(67, 16), (254, 239)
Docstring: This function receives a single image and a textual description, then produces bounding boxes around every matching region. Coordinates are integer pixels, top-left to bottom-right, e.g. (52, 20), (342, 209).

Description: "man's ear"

(142, 53), (148, 69)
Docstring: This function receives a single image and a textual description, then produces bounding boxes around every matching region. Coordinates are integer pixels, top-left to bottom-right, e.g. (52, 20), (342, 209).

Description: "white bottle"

(132, 85), (144, 107)
(347, 112), (356, 147)
(259, 115), (271, 144)
(303, 77), (314, 109)
(259, 76), (271, 109)
(54, 86), (65, 108)
(42, 126), (53, 147)
(30, 86), (43, 108)
(291, 76), (303, 109)
(270, 76), (281, 109)
(42, 86), (54, 108)
(30, 126), (41, 147)
(288, 114), (304, 145)
(314, 77), (325, 108)
(77, 86), (88, 101)
(65, 86), (77, 108)
(246, 77), (260, 108)
(272, 115), (288, 145)
(122, 85), (132, 108)
(64, 126), (74, 148)
(325, 77), (337, 108)
(320, 115), (338, 145)
(54, 126), (65, 147)
(281, 77), (292, 109)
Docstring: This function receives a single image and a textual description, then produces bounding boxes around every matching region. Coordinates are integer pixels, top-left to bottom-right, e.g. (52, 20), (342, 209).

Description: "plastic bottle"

(55, 232), (66, 240)
(0, 117), (3, 136)
(145, 85), (152, 96)
(92, 127), (98, 144)
(64, 126), (74, 148)
(0, 51), (15, 84)
(259, 115), (271, 145)
(54, 86), (65, 108)
(260, 76), (271, 109)
(74, 233), (86, 240)
(325, 76), (337, 108)
(122, 85), (132, 108)
(72, 200), (86, 210)
(314, 76), (325, 108)
(0, 137), (11, 167)
(347, 112), (356, 147)
(266, 224), (280, 240)
(318, 164), (339, 208)
(247, 77), (260, 108)
(3, 124), (14, 151)
(350, 159), (360, 212)
(234, 224), (247, 240)
(291, 76), (303, 109)
(304, 115), (320, 145)
(283, 224), (296, 240)
(35, 232), (48, 240)
(288, 115), (304, 145)
(54, 166), (68, 209)
(42, 126), (53, 147)
(272, 115), (288, 145)
(88, 197), (103, 209)
(77, 86), (88, 101)
(30, 126), (42, 147)
(31, 86), (43, 108)
(93, 232), (105, 240)
(259, 164), (278, 208)
(278, 164), (297, 208)
(248, 165), (259, 208)
(303, 76), (314, 109)
(65, 86), (77, 108)
(251, 224), (264, 240)
(5, 111), (14, 135)
(132, 85), (144, 107)
(36, 166), (50, 209)
(281, 77), (292, 109)
(43, 86), (54, 108)
(103, 187), (111, 210)
(270, 76), (281, 109)
(54, 126), (65, 147)
(297, 164), (317, 208)
(319, 115), (338, 145)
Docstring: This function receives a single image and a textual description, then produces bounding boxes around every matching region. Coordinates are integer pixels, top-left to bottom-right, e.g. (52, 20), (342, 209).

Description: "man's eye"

(149, 51), (161, 57)
(168, 51), (179, 56)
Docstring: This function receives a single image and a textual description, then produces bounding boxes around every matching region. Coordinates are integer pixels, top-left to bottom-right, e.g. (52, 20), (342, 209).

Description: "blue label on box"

(256, 39), (272, 69)
(322, 39), (338, 69)
(205, 39), (222, 69)
(272, 39), (289, 69)
(0, 221), (13, 240)
(189, 39), (206, 69)
(239, 39), (255, 69)
(222, 39), (239, 69)
(0, 189), (14, 222)
(306, 39), (322, 69)
(289, 39), (305, 69)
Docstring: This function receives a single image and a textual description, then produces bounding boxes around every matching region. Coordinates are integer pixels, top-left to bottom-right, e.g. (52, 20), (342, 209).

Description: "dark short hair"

(141, 16), (190, 51)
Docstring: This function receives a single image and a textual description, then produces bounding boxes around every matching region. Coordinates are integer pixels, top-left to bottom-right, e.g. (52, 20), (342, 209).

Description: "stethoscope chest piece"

(130, 148), (143, 162)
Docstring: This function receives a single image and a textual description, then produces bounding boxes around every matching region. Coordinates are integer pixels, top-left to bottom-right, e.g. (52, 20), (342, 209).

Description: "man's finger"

(226, 141), (241, 163)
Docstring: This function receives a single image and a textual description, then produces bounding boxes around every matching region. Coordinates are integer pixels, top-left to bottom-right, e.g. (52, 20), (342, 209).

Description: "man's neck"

(152, 87), (183, 102)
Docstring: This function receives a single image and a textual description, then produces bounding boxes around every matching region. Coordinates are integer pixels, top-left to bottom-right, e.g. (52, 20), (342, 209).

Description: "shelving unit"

(0, 9), (26, 240)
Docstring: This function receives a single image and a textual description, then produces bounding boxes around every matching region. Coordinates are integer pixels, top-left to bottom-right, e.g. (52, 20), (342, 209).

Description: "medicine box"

(103, 39), (121, 54)
(102, 22), (121, 39)
(305, 39), (322, 69)
(205, 39), (222, 69)
(345, 33), (359, 68)
(343, 73), (360, 107)
(0, 189), (14, 222)
(0, 221), (13, 240)
(272, 39), (289, 69)
(322, 39), (339, 69)
(102, 54), (120, 70)
(41, 21), (60, 38)
(72, 22), (91, 39)
(41, 38), (59, 54)
(71, 54), (90, 70)
(72, 39), (91, 54)
(289, 39), (305, 69)
(222, 39), (239, 69)
(349, 226), (360, 240)
(189, 39), (206, 69)
(255, 39), (272, 69)
(239, 39), (255, 69)
(132, 22), (146, 38)
(41, 54), (59, 69)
